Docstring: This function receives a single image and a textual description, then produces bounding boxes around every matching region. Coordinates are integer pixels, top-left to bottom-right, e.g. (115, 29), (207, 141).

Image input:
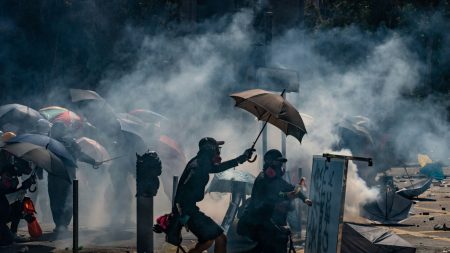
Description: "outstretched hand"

(93, 161), (103, 169)
(304, 199), (313, 206)
(237, 148), (256, 164)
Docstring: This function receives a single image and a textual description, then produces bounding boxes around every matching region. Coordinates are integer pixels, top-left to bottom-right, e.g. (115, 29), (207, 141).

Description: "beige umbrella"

(1, 142), (70, 182)
(230, 89), (307, 144)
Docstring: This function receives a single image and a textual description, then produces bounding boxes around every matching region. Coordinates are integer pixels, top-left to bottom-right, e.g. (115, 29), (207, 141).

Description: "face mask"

(212, 155), (222, 165)
(265, 167), (277, 178)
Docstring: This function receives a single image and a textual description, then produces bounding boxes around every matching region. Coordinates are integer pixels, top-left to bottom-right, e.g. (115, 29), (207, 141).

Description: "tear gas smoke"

(1, 5), (449, 239)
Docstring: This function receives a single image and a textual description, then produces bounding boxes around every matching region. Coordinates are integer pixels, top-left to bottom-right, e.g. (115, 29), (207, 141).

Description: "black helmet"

(263, 149), (287, 164)
(198, 137), (224, 151)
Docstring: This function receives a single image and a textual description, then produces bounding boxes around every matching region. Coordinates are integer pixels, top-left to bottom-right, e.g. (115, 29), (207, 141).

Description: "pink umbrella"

(76, 137), (111, 165)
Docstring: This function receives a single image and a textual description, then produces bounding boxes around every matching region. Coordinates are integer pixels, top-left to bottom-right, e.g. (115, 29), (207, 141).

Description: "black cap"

(264, 149), (288, 163)
(199, 137), (225, 149)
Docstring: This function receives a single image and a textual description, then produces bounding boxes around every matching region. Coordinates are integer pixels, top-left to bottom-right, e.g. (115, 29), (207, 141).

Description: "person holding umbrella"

(237, 149), (312, 253)
(173, 137), (254, 253)
(47, 121), (102, 233)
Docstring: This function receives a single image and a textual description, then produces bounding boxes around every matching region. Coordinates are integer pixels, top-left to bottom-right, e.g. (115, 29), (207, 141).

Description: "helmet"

(263, 149), (287, 164)
(2, 132), (16, 142)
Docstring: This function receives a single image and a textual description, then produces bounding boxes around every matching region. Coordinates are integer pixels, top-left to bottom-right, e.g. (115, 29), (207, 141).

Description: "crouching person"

(237, 149), (312, 253)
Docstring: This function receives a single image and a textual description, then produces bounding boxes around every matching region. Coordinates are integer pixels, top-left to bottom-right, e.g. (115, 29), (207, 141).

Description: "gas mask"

(199, 142), (222, 165)
(264, 160), (285, 178)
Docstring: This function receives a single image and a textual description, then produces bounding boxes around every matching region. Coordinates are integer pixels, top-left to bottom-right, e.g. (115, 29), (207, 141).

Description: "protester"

(237, 149), (312, 253)
(173, 137), (254, 253)
(0, 159), (34, 246)
(47, 122), (100, 233)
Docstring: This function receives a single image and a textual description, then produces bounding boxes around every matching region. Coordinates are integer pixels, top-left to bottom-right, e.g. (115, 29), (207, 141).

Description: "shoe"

(53, 225), (68, 233)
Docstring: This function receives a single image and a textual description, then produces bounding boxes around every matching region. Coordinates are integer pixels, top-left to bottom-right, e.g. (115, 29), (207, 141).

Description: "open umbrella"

(420, 163), (445, 180)
(70, 89), (105, 103)
(361, 186), (412, 224)
(338, 116), (374, 145)
(116, 113), (147, 141)
(39, 106), (86, 130)
(1, 143), (71, 182)
(396, 178), (432, 199)
(342, 223), (416, 253)
(129, 109), (168, 124)
(76, 137), (111, 165)
(230, 89), (307, 152)
(206, 170), (256, 195)
(7, 134), (77, 167)
(207, 170), (256, 233)
(0, 104), (48, 132)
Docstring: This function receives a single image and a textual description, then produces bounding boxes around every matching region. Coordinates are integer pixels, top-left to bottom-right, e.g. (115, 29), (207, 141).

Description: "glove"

(152, 224), (164, 233)
(237, 148), (256, 164)
(21, 177), (36, 190)
(304, 199), (313, 206)
(92, 161), (103, 169)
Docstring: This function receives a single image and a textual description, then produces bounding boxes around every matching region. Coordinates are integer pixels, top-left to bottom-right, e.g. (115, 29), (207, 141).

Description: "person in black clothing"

(237, 149), (312, 253)
(47, 122), (101, 233)
(0, 160), (34, 246)
(174, 137), (254, 253)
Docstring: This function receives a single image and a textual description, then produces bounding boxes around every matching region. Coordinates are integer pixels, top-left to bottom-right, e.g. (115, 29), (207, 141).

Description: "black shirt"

(246, 172), (306, 226)
(175, 153), (239, 214)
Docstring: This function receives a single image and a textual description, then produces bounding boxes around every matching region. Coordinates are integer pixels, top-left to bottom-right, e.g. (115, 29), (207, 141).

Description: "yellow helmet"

(2, 131), (16, 142)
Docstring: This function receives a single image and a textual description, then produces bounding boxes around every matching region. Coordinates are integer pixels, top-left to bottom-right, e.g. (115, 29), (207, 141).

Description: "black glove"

(152, 224), (164, 233)
(237, 148), (256, 164)
(21, 176), (36, 190)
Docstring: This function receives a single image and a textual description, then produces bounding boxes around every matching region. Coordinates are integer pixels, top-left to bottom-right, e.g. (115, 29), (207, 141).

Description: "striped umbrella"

(39, 106), (85, 130)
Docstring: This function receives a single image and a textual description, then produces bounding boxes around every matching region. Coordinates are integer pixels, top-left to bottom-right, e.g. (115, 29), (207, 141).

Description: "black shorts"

(187, 210), (223, 243)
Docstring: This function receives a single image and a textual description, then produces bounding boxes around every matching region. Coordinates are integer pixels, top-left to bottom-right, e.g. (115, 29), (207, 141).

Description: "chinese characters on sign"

(305, 156), (347, 253)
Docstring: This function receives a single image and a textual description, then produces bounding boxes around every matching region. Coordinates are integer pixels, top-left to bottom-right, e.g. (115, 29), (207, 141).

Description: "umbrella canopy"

(158, 135), (185, 160)
(420, 163), (445, 180)
(76, 137), (110, 165)
(70, 89), (105, 103)
(1, 143), (71, 182)
(206, 170), (256, 195)
(39, 106), (85, 130)
(0, 104), (48, 132)
(116, 113), (147, 141)
(129, 109), (168, 124)
(7, 134), (77, 167)
(230, 89), (307, 143)
(396, 178), (432, 199)
(362, 186), (412, 224)
(342, 223), (416, 253)
(338, 116), (374, 145)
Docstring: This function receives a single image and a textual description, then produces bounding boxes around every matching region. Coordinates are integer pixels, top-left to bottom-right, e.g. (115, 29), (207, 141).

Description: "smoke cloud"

(1, 3), (449, 241)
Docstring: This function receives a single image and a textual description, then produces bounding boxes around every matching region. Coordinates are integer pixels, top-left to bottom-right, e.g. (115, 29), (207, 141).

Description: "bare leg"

(188, 239), (214, 253)
(214, 234), (227, 253)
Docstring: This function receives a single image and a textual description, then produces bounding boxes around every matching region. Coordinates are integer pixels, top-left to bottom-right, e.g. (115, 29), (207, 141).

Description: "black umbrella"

(396, 178), (432, 199)
(342, 223), (416, 253)
(1, 143), (71, 182)
(361, 186), (413, 224)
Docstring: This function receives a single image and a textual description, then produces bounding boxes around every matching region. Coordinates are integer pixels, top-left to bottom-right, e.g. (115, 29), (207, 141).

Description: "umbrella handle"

(247, 154), (257, 163)
(29, 184), (37, 193)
